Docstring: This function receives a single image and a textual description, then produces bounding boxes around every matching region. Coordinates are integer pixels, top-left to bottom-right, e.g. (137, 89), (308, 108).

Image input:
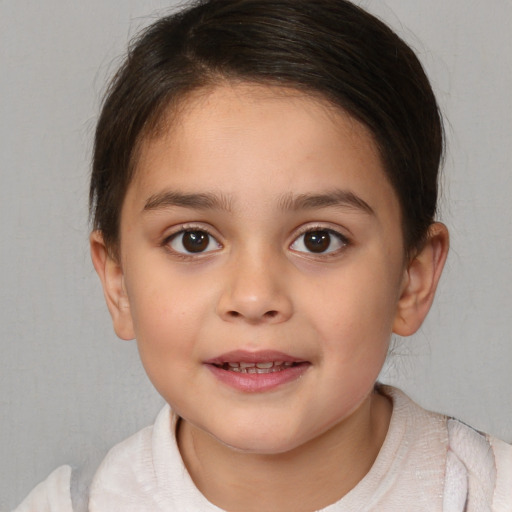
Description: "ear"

(90, 231), (135, 340)
(393, 222), (449, 336)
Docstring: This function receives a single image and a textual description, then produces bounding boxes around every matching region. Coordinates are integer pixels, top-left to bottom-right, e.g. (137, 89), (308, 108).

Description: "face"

(111, 84), (409, 454)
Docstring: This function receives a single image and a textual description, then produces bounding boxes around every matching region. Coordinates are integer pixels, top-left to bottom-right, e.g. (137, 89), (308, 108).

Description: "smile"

(214, 361), (296, 373)
(205, 351), (310, 392)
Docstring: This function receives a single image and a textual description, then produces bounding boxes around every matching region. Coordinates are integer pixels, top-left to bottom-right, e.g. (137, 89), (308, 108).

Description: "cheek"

(126, 255), (210, 325)
(127, 277), (207, 404)
(302, 258), (402, 358)
(124, 267), (213, 365)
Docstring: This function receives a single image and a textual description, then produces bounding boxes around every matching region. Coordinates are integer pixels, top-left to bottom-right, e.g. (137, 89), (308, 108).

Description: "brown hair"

(90, 0), (443, 257)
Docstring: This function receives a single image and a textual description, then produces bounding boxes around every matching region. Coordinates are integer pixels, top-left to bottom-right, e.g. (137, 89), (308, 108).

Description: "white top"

(13, 387), (512, 511)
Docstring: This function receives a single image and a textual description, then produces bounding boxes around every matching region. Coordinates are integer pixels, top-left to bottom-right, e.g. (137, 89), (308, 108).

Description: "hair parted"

(90, 0), (443, 257)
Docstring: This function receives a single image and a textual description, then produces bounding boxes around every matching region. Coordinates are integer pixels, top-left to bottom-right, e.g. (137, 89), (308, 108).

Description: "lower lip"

(205, 363), (310, 393)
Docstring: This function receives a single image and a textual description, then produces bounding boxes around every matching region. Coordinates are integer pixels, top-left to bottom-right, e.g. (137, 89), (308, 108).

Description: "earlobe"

(90, 231), (135, 341)
(393, 222), (449, 336)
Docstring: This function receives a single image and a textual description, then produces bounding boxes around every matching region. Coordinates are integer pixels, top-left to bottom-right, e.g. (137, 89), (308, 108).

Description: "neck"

(178, 390), (392, 512)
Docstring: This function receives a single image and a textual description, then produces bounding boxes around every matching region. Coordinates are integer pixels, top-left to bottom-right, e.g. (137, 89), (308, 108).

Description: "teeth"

(220, 361), (297, 373)
(256, 362), (274, 369)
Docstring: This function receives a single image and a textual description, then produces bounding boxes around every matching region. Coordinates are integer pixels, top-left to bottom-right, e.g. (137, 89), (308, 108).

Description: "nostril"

(225, 309), (279, 320)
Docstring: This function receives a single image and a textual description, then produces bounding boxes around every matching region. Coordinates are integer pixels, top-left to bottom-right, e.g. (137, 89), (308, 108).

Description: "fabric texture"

(12, 386), (512, 511)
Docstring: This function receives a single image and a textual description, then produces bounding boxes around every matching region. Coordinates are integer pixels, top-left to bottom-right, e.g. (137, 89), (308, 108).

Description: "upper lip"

(204, 350), (306, 365)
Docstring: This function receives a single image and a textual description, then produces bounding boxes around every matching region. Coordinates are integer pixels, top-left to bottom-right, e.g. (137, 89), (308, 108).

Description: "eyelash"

(289, 225), (350, 257)
(161, 224), (350, 259)
(162, 225), (222, 259)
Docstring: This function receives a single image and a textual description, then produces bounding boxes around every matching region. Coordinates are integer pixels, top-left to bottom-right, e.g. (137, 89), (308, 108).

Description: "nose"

(216, 250), (293, 325)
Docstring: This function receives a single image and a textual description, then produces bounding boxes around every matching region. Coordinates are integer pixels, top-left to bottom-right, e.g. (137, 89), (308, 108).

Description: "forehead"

(125, 83), (400, 222)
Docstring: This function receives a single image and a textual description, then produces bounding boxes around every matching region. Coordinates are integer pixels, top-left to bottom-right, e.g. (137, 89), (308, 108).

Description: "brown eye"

(290, 229), (347, 255)
(169, 230), (220, 254)
(303, 231), (331, 252)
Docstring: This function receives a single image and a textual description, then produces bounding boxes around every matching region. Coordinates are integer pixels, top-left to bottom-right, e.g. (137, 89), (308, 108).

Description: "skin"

(91, 83), (449, 511)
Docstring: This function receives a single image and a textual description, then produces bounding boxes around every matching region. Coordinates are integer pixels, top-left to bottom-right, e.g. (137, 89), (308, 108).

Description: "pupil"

(183, 231), (209, 252)
(304, 231), (330, 252)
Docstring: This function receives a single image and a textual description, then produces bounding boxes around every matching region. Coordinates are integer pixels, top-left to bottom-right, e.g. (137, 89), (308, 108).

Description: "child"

(14, 0), (511, 510)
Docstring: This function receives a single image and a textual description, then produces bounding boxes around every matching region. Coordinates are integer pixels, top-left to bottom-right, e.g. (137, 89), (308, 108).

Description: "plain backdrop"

(1, 0), (511, 509)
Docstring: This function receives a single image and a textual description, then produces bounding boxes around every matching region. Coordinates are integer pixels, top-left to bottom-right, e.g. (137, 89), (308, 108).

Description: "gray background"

(1, 0), (511, 509)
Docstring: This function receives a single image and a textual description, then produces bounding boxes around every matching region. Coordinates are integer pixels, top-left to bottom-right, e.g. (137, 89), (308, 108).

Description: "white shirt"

(13, 387), (512, 511)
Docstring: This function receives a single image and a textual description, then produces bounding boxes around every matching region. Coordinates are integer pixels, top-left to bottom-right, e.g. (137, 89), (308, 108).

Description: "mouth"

(204, 350), (310, 392)
(212, 361), (299, 374)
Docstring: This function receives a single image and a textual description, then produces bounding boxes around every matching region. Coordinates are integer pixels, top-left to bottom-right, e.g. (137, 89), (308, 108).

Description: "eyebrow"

(143, 188), (374, 215)
(277, 190), (375, 215)
(143, 191), (232, 212)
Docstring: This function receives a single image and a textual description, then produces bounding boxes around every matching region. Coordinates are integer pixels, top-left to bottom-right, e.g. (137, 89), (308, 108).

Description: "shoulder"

(447, 418), (512, 511)
(382, 385), (512, 511)
(10, 419), (158, 512)
(91, 403), (176, 487)
(12, 465), (73, 512)
(11, 406), (171, 512)
(489, 436), (512, 510)
(88, 403), (197, 511)
(88, 404), (220, 511)
(89, 421), (157, 493)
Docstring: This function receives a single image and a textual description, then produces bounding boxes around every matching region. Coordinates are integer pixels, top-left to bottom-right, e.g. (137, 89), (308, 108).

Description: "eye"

(167, 229), (221, 254)
(290, 229), (348, 254)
